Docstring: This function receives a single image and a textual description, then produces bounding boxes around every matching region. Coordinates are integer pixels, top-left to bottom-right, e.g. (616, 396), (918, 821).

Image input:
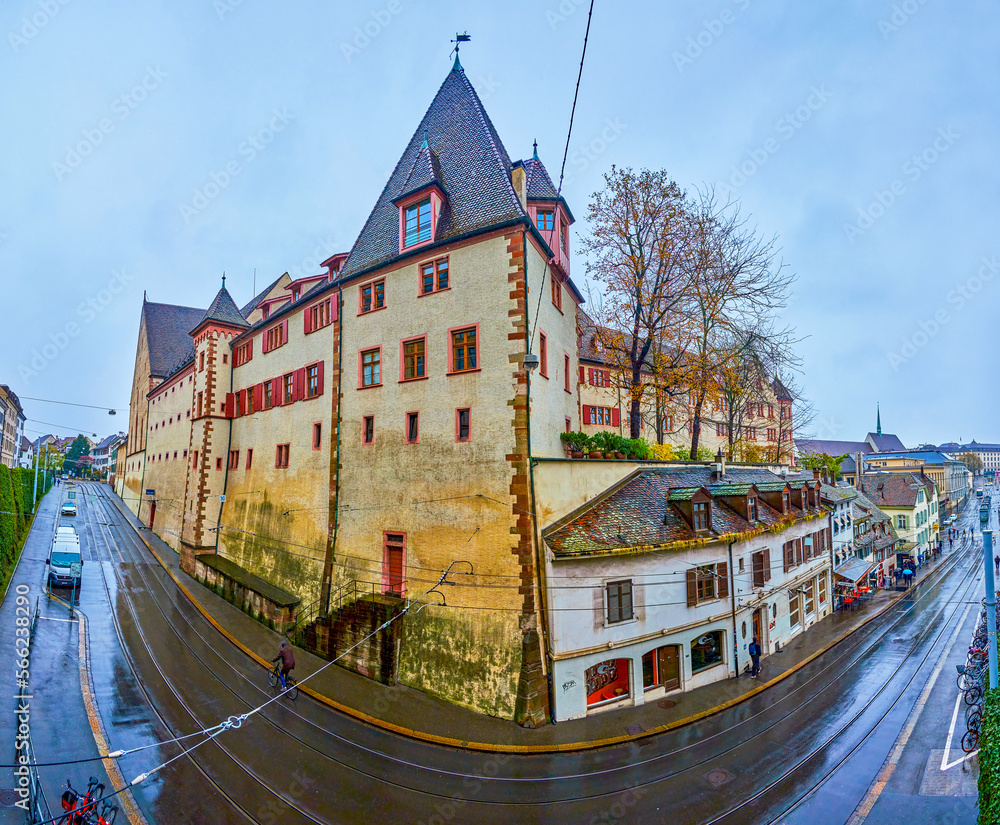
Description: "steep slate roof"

(857, 472), (933, 508)
(143, 301), (206, 377)
(544, 466), (820, 557)
(337, 63), (528, 280)
(796, 439), (871, 457)
(93, 434), (120, 451)
(866, 432), (906, 451)
(195, 286), (250, 330)
(396, 139), (446, 202)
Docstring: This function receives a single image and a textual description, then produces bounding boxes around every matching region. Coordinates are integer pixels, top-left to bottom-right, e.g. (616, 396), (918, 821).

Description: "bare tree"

(581, 167), (693, 438)
(678, 188), (796, 457)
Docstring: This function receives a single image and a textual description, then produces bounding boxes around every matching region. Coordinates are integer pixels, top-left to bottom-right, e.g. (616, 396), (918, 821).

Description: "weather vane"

(450, 31), (470, 61)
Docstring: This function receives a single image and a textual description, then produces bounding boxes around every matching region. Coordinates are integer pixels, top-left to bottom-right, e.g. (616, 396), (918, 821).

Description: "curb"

(107, 488), (955, 754)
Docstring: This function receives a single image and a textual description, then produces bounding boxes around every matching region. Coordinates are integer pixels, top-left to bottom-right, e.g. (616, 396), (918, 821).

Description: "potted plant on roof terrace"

(559, 431), (591, 459)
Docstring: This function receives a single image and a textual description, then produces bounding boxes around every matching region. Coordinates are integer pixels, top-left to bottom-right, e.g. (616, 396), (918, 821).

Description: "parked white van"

(49, 529), (82, 588)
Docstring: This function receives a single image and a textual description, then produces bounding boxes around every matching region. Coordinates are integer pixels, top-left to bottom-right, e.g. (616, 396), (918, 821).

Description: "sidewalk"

(108, 489), (956, 753)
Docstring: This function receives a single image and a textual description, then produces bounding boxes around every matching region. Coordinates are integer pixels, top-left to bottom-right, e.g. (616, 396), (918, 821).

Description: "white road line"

(849, 600), (972, 824)
(37, 615), (79, 623)
(941, 691), (979, 769)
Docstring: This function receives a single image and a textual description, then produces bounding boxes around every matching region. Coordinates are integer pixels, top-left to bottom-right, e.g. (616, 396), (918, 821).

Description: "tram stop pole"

(985, 515), (998, 690)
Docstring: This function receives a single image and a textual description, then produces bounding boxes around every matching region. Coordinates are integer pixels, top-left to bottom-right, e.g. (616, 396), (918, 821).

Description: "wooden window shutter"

(686, 570), (698, 607)
(304, 308), (312, 334)
(763, 547), (771, 582)
(612, 407), (620, 427)
(253, 383), (263, 411)
(579, 366), (585, 383)
(588, 368), (594, 385)
(582, 404), (592, 424)
(795, 538), (804, 566)
(272, 377), (283, 406)
(224, 393), (234, 418)
(295, 368), (306, 401)
(281, 319), (289, 344)
(316, 360), (325, 396)
(716, 562), (729, 599)
(783, 542), (791, 573)
(603, 370), (611, 385)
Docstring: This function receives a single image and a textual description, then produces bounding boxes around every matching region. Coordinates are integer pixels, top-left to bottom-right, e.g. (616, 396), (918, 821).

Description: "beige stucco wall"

(141, 364), (196, 549)
(123, 313), (152, 516)
(221, 298), (335, 607)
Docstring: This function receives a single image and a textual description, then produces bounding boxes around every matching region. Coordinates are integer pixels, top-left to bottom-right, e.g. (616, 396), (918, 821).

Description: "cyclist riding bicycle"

(273, 640), (295, 689)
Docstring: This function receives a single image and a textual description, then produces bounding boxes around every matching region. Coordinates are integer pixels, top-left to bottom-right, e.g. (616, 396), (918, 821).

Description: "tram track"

(73, 483), (987, 822)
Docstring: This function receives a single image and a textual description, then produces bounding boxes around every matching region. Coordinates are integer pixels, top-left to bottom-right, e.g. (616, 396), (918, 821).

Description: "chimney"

(511, 165), (527, 211)
(716, 448), (726, 479)
(813, 469), (821, 481)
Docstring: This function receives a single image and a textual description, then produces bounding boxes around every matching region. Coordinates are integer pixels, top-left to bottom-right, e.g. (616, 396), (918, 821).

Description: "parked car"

(60, 501), (77, 517)
(48, 531), (82, 588)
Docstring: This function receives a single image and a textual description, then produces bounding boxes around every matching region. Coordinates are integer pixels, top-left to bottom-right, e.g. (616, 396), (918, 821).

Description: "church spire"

(876, 403), (882, 436)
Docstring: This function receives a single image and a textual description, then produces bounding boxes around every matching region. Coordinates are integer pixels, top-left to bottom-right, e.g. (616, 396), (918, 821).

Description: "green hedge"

(980, 686), (1000, 824)
(0, 466), (15, 567)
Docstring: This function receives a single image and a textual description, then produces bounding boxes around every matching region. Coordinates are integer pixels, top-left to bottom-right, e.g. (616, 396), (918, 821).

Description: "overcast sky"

(2, 0), (996, 450)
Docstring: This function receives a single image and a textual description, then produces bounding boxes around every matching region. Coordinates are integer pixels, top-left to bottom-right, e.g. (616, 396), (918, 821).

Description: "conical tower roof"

(338, 62), (527, 279)
(192, 282), (249, 334)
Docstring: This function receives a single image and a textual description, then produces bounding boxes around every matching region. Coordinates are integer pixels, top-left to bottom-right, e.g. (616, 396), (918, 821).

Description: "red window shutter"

(254, 383), (263, 411)
(603, 370), (611, 385)
(304, 308), (312, 334)
(587, 368), (594, 385)
(612, 407), (620, 427)
(281, 319), (289, 345)
(238, 389), (247, 415)
(579, 366), (585, 383)
(582, 405), (591, 424)
(316, 360), (325, 396)
(716, 562), (729, 599)
(686, 570), (698, 606)
(295, 368), (306, 401)
(224, 393), (234, 418)
(273, 377), (283, 406)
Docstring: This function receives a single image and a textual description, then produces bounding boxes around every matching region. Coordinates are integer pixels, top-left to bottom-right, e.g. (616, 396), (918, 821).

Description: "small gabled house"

(541, 466), (831, 722)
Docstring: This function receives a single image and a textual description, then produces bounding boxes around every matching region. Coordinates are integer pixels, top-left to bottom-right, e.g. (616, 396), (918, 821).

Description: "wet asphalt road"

(0, 483), (984, 824)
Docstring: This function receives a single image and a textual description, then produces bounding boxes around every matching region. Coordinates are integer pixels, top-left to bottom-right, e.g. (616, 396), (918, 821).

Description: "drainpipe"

(524, 228), (555, 723)
(728, 539), (738, 678)
(320, 285), (344, 616)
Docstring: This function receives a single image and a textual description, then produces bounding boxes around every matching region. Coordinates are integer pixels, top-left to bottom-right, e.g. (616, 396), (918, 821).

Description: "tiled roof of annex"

(544, 466), (823, 558)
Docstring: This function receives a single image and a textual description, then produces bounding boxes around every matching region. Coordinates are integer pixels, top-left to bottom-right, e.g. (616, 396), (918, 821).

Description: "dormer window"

(747, 496), (758, 522)
(782, 491), (790, 512)
(405, 198), (432, 247)
(536, 209), (554, 231)
(801, 489), (808, 509)
(262, 305), (270, 320)
(693, 501), (711, 531)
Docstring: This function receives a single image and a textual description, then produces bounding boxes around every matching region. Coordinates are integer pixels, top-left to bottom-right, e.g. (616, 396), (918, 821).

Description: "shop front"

(585, 658), (631, 708)
(833, 557), (876, 609)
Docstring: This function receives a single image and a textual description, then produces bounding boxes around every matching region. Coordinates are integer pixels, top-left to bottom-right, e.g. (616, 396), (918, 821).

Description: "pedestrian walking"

(749, 636), (761, 678)
(994, 554), (998, 574)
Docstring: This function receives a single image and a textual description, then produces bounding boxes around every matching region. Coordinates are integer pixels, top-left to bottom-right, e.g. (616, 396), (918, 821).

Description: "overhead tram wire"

(528, 0), (595, 349)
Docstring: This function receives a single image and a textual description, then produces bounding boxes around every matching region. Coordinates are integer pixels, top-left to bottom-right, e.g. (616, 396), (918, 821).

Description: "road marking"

(848, 601), (972, 824)
(36, 615), (78, 622)
(75, 608), (151, 825)
(941, 691), (979, 768)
